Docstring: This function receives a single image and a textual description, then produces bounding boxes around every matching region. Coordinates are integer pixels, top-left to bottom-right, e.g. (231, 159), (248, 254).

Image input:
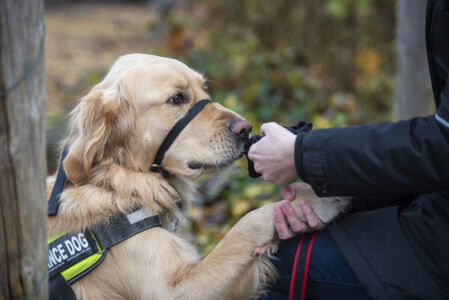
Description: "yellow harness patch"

(48, 230), (106, 283)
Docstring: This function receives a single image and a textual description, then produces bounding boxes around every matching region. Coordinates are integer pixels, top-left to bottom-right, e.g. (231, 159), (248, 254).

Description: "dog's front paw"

(291, 186), (351, 224)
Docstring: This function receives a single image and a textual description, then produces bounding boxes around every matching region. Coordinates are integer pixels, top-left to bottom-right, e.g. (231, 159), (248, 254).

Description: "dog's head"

(63, 54), (251, 185)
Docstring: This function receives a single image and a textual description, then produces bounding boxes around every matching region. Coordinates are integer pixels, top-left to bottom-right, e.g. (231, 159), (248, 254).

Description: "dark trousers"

(259, 231), (370, 300)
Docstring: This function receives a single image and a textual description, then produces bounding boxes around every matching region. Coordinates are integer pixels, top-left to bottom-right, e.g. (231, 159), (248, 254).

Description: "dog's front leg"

(170, 191), (350, 300)
(287, 186), (352, 224)
(169, 204), (278, 300)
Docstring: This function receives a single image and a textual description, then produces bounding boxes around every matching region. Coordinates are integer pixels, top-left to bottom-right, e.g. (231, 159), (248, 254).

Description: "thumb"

(281, 185), (296, 201)
(260, 122), (278, 136)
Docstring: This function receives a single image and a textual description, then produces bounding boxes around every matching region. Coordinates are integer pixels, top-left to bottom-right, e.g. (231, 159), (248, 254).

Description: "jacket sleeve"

(295, 79), (449, 197)
(349, 194), (417, 213)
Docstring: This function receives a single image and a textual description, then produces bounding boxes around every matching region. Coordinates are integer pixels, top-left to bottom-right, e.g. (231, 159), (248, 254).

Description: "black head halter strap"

(48, 144), (70, 216)
(150, 99), (212, 178)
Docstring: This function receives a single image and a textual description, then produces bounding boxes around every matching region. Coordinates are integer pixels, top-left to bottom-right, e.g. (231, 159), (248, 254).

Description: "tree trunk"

(393, 0), (433, 121)
(0, 1), (47, 299)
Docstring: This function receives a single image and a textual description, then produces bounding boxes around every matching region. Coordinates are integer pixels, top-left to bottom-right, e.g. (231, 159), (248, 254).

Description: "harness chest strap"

(48, 209), (162, 300)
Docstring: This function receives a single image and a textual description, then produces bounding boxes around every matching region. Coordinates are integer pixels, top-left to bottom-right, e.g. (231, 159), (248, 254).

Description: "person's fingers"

(300, 201), (325, 231)
(274, 204), (295, 239)
(281, 185), (296, 201)
(280, 200), (310, 234)
(260, 122), (271, 136)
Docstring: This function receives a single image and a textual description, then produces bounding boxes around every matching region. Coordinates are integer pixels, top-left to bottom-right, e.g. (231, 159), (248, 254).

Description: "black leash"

(150, 99), (212, 178)
(48, 144), (70, 216)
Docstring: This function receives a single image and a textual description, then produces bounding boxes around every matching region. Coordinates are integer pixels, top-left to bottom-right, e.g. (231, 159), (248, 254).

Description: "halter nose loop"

(150, 99), (212, 178)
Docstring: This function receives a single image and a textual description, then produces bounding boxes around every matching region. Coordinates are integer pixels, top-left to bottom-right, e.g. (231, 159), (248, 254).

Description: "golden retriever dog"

(47, 53), (349, 299)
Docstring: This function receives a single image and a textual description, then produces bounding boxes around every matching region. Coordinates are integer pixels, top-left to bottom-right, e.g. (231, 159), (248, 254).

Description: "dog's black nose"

(230, 119), (252, 139)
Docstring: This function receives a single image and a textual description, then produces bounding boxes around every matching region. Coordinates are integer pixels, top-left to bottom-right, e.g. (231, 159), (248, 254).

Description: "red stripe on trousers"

(288, 235), (306, 300)
(300, 232), (318, 300)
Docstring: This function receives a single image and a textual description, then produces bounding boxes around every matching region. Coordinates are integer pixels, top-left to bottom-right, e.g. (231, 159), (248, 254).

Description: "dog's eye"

(169, 93), (185, 105)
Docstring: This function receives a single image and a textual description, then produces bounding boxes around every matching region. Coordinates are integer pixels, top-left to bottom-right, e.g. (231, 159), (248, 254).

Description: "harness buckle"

(150, 164), (169, 178)
(150, 164), (161, 171)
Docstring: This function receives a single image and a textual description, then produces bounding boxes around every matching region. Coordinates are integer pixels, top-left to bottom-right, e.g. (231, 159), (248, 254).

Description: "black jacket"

(295, 0), (449, 299)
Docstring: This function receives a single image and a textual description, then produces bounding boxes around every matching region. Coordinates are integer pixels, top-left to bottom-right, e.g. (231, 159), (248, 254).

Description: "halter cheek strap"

(150, 99), (212, 178)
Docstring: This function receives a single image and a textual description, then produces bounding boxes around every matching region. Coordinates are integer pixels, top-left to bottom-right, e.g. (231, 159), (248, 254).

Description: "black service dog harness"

(47, 99), (212, 299)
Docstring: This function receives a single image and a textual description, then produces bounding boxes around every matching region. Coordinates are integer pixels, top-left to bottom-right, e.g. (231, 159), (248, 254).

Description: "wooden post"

(0, 1), (47, 299)
(393, 0), (433, 120)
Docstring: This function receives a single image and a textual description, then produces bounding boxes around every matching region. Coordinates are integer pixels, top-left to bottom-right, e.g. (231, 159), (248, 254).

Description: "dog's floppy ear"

(63, 85), (135, 185)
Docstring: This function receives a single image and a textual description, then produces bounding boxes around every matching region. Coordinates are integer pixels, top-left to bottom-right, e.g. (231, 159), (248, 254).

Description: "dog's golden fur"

(47, 54), (349, 299)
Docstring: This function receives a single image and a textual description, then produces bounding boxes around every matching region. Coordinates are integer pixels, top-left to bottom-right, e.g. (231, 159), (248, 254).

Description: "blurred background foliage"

(45, 0), (396, 254)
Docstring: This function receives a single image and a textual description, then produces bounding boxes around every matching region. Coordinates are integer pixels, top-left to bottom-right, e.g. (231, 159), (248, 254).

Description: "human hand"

(247, 122), (297, 185)
(274, 183), (325, 240)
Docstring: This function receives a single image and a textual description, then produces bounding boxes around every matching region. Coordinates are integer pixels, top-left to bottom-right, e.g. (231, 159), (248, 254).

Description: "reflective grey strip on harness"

(92, 209), (161, 250)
